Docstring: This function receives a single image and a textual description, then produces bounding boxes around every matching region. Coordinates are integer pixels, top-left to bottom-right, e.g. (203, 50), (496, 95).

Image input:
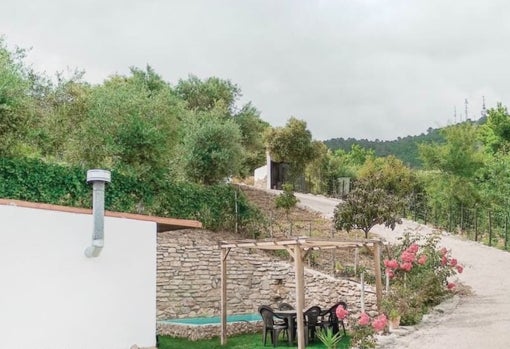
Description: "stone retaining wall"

(157, 229), (377, 337)
(156, 320), (262, 341)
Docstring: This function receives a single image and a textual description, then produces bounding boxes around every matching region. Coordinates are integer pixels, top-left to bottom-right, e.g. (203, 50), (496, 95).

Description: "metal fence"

(406, 198), (510, 250)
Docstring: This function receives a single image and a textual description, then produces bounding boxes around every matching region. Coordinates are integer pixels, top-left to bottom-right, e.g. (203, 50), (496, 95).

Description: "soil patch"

(238, 185), (376, 279)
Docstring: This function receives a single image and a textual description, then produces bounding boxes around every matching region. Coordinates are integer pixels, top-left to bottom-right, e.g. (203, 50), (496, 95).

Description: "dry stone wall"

(157, 320), (262, 341)
(157, 230), (377, 326)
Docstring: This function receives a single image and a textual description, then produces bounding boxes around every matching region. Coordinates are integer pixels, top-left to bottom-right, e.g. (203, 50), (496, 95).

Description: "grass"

(157, 333), (351, 349)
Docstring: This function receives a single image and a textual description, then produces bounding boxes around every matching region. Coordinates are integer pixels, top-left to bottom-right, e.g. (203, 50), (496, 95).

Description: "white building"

(0, 198), (200, 349)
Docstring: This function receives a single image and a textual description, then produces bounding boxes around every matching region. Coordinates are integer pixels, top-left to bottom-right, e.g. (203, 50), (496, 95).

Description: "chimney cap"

(87, 169), (111, 183)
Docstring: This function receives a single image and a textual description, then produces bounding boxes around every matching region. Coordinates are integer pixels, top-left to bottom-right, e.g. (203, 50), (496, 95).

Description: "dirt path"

(374, 221), (510, 349)
(289, 191), (510, 349)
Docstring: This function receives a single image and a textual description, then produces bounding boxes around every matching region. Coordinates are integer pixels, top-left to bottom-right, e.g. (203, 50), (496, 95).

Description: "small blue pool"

(160, 313), (260, 326)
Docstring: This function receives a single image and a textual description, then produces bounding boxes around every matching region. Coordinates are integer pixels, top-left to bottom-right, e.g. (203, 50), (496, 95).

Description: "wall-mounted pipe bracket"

(85, 169), (111, 258)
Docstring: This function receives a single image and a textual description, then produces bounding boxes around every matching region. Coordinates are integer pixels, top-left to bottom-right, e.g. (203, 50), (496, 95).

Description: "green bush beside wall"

(0, 157), (261, 232)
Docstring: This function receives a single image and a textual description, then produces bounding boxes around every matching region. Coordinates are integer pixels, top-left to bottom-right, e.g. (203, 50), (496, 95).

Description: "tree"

(357, 155), (416, 199)
(177, 75), (268, 178)
(420, 123), (484, 179)
(0, 39), (34, 155)
(233, 102), (270, 176)
(419, 123), (484, 208)
(264, 117), (316, 182)
(473, 147), (510, 212)
(334, 179), (403, 238)
(479, 103), (510, 154)
(67, 68), (183, 177)
(304, 141), (331, 194)
(179, 113), (244, 185)
(275, 183), (299, 221)
(176, 75), (240, 114)
(32, 69), (91, 160)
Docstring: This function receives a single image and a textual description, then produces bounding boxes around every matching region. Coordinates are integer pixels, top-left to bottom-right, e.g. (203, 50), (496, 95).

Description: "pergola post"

(373, 242), (383, 311)
(220, 247), (229, 345)
(291, 246), (306, 349)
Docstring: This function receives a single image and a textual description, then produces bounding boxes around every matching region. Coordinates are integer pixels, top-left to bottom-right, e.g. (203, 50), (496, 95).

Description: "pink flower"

(336, 306), (349, 320)
(384, 259), (399, 269)
(401, 250), (416, 263)
(447, 282), (456, 290)
(441, 256), (448, 266)
(408, 243), (419, 254)
(358, 312), (370, 326)
(400, 262), (413, 272)
(456, 265), (464, 274)
(417, 254), (428, 265)
(372, 314), (388, 333)
(439, 247), (448, 256)
(385, 268), (395, 279)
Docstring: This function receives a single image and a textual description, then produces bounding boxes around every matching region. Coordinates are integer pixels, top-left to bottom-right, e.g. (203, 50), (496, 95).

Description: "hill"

(323, 127), (443, 168)
(324, 117), (488, 168)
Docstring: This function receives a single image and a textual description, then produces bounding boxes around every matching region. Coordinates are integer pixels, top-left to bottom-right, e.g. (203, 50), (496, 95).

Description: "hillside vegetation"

(3, 36), (510, 251)
(324, 127), (443, 168)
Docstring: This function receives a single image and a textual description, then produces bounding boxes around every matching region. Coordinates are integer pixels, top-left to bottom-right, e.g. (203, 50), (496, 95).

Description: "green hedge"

(0, 157), (262, 232)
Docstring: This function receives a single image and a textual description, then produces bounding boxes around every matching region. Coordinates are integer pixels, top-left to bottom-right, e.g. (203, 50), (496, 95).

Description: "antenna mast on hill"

(481, 96), (487, 118)
(464, 98), (469, 121)
(454, 106), (457, 124)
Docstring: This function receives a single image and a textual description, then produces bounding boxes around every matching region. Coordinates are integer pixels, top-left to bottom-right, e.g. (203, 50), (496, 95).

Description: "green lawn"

(157, 333), (351, 349)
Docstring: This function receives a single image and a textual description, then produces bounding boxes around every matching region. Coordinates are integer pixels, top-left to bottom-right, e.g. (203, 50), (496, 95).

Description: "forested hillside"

(324, 117), (490, 168)
(324, 128), (444, 168)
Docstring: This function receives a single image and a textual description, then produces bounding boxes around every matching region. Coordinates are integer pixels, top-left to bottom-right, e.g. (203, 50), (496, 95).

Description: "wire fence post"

(448, 206), (452, 232)
(234, 190), (238, 235)
(460, 204), (464, 232)
(269, 211), (273, 238)
(505, 214), (508, 250)
(354, 247), (359, 276)
(474, 205), (478, 242)
(330, 225), (335, 275)
(489, 210), (493, 247)
(360, 272), (365, 313)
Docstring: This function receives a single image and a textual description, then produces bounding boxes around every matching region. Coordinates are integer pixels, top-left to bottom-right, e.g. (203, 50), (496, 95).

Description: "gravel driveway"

(291, 191), (510, 349)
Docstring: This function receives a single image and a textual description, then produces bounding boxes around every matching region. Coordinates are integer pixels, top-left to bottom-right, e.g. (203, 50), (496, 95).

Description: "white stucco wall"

(253, 165), (267, 189)
(0, 204), (156, 349)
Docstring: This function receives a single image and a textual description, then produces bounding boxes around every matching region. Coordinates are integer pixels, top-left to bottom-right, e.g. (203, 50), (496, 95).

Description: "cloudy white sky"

(2, 0), (509, 141)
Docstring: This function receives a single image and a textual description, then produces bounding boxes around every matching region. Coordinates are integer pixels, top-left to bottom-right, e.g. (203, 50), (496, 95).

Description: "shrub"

(381, 230), (463, 325)
(0, 157), (262, 232)
(350, 313), (387, 349)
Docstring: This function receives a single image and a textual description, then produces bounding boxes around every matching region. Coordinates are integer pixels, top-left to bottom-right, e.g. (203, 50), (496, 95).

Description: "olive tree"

(0, 40), (34, 155)
(264, 117), (316, 182)
(67, 68), (182, 177)
(179, 114), (244, 185)
(334, 180), (403, 238)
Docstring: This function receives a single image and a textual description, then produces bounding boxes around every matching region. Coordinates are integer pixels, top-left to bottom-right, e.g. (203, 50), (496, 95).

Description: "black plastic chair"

(304, 305), (322, 343)
(277, 302), (296, 337)
(319, 301), (347, 336)
(258, 305), (289, 347)
(278, 302), (295, 310)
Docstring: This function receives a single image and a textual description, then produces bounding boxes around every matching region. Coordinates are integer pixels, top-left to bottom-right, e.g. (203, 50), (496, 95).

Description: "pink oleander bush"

(350, 312), (388, 349)
(382, 231), (463, 325)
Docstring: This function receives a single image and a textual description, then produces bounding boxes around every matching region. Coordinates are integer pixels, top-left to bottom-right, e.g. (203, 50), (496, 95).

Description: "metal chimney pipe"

(84, 169), (111, 258)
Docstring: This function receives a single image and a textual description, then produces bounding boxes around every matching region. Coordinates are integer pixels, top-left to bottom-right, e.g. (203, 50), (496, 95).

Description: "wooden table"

(274, 309), (299, 345)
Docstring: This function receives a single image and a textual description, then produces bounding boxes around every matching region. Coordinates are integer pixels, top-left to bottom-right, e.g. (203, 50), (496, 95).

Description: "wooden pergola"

(219, 237), (384, 349)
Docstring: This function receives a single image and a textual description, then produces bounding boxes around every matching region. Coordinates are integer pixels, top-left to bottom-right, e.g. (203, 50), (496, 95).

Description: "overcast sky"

(2, 0), (509, 141)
